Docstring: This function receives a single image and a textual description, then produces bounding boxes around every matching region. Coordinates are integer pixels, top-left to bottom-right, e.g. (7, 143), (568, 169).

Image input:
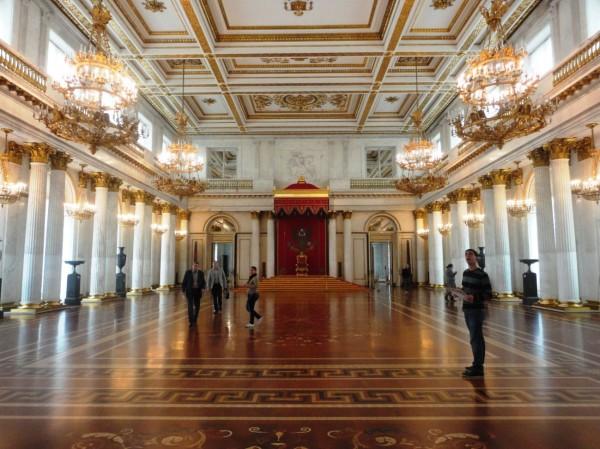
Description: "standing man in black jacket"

(460, 248), (492, 378)
(181, 262), (206, 328)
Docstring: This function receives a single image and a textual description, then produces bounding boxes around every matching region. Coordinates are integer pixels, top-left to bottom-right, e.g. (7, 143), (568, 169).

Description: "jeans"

(211, 284), (223, 311)
(186, 288), (202, 324)
(464, 308), (485, 370)
(246, 293), (261, 324)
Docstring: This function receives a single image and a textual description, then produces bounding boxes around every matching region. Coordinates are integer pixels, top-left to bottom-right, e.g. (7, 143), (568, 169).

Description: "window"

(431, 132), (442, 153)
(207, 148), (237, 179)
(137, 112), (153, 150)
(0, 0), (14, 44)
(586, 0), (600, 38)
(365, 147), (394, 178)
(527, 24), (553, 77)
(450, 129), (462, 149)
(162, 135), (172, 152)
(46, 31), (75, 82)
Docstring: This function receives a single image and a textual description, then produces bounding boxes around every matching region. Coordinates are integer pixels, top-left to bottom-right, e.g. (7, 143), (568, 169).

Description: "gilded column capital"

(49, 151), (71, 170)
(510, 167), (523, 186)
(426, 201), (444, 212)
(327, 210), (337, 219)
(92, 172), (111, 189)
(478, 174), (493, 189)
(447, 191), (458, 204)
(456, 188), (470, 202)
(143, 192), (155, 205)
(528, 147), (550, 167)
(133, 190), (146, 203)
(120, 189), (131, 204)
(5, 141), (25, 165)
(441, 200), (450, 213)
(160, 202), (171, 214)
(108, 176), (123, 192)
(545, 138), (576, 160)
(490, 169), (511, 185)
(78, 171), (90, 189)
(251, 211), (261, 219)
(413, 209), (426, 219)
(468, 188), (481, 203)
(573, 136), (593, 162)
(168, 204), (179, 215)
(177, 209), (191, 220)
(152, 203), (163, 214)
(26, 142), (53, 163)
(342, 211), (352, 220)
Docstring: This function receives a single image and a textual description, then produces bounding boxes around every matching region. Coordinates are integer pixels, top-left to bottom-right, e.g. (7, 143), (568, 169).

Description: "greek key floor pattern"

(1, 287), (600, 448)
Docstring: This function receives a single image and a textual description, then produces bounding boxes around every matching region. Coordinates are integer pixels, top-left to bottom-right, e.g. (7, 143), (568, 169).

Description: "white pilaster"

(414, 210), (427, 285)
(491, 171), (513, 296)
(129, 192), (146, 293)
(266, 212), (275, 278)
(142, 199), (154, 290)
(456, 195), (470, 282)
(449, 201), (461, 281)
(327, 212), (337, 277)
(150, 208), (161, 288)
(159, 206), (171, 289)
(343, 211), (353, 282)
(251, 211), (261, 276)
(177, 211), (189, 283)
(103, 180), (120, 297)
(84, 174), (109, 301)
(428, 203), (444, 287)
(168, 211), (176, 285)
(549, 141), (580, 303)
(18, 144), (50, 309)
(480, 179), (497, 285)
(41, 152), (69, 305)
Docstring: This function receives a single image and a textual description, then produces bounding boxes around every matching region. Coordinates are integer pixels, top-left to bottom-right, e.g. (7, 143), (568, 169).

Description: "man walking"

(444, 263), (457, 302)
(181, 262), (205, 328)
(460, 249), (492, 378)
(207, 261), (227, 313)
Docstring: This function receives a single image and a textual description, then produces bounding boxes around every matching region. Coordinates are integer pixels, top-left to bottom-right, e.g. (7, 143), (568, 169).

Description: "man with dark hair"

(444, 263), (457, 302)
(460, 248), (492, 377)
(181, 262), (206, 328)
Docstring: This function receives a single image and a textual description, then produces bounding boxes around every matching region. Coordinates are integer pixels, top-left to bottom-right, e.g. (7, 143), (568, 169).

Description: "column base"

(532, 300), (600, 313)
(492, 292), (520, 302)
(9, 303), (67, 315)
(155, 285), (171, 291)
(126, 288), (150, 297)
(81, 294), (112, 304)
(0, 302), (18, 312)
(429, 284), (445, 289)
(417, 282), (427, 287)
(103, 292), (118, 300)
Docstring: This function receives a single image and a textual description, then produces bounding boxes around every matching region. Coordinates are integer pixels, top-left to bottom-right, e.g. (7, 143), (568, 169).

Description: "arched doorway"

(366, 214), (399, 287)
(205, 215), (237, 284)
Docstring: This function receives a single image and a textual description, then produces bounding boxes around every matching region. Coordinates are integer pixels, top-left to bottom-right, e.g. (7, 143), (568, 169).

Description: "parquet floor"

(1, 286), (600, 448)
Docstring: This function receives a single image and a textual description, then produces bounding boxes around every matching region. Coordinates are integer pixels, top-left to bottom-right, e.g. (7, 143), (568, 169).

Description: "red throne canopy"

(274, 177), (329, 275)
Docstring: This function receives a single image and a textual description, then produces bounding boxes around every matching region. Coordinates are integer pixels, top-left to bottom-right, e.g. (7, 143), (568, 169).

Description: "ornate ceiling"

(53, 0), (542, 136)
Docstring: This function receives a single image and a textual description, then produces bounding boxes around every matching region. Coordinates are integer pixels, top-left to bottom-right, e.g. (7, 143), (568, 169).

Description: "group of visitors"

(181, 261), (261, 329)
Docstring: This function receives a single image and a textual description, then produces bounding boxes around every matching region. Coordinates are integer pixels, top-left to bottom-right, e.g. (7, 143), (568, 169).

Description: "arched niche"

(364, 213), (402, 287)
(201, 214), (238, 282)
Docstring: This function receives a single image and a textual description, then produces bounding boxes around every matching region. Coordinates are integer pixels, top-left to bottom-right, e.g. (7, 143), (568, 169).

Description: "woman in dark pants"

(245, 266), (262, 328)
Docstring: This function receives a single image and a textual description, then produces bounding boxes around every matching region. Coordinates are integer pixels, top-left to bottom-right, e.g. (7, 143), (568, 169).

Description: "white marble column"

(479, 176), (497, 286)
(17, 144), (51, 311)
(528, 147), (558, 302)
(103, 177), (121, 298)
(490, 170), (513, 297)
(414, 209), (427, 285)
(168, 209), (176, 285)
(342, 211), (353, 282)
(1, 145), (28, 309)
(548, 139), (580, 304)
(507, 176), (525, 295)
(41, 152), (70, 305)
(117, 190), (135, 290)
(142, 195), (155, 291)
(158, 204), (171, 289)
(150, 205), (161, 288)
(266, 212), (275, 278)
(456, 190), (470, 284)
(448, 198), (461, 281)
(428, 202), (444, 287)
(129, 191), (146, 294)
(328, 211), (338, 277)
(177, 210), (190, 283)
(83, 173), (110, 303)
(251, 211), (261, 276)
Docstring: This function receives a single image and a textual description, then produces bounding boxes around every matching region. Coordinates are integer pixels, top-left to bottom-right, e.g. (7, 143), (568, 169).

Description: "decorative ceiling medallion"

(431, 0), (455, 9)
(202, 98), (217, 105)
(142, 0), (166, 13)
(261, 57), (338, 64)
(396, 57), (432, 66)
(253, 94), (349, 112)
(284, 0), (313, 16)
(385, 96), (399, 103)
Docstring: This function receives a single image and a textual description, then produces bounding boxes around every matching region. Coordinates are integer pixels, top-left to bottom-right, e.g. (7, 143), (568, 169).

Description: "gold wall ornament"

(118, 213), (138, 226)
(35, 0), (140, 154)
(284, 0), (313, 16)
(49, 151), (71, 171)
(151, 223), (168, 234)
(506, 198), (535, 217)
(528, 147), (550, 167)
(431, 0), (455, 9)
(417, 228), (429, 239)
(490, 169), (511, 185)
(5, 141), (24, 165)
(175, 229), (187, 240)
(478, 174), (494, 189)
(142, 0), (166, 13)
(452, 0), (554, 148)
(413, 209), (426, 219)
(65, 164), (95, 220)
(438, 223), (452, 236)
(201, 98), (217, 105)
(571, 124), (600, 203)
(0, 129), (28, 205)
(385, 96), (399, 103)
(252, 94), (349, 112)
(93, 172), (111, 189)
(464, 213), (484, 228)
(510, 161), (524, 185)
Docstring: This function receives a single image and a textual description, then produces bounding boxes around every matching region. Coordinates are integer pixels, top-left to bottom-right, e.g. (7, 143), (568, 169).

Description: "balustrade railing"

(0, 40), (47, 92)
(553, 33), (600, 87)
(350, 178), (396, 190)
(206, 179), (253, 191)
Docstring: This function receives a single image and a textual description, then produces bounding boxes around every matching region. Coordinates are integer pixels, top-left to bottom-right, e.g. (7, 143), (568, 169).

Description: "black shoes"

(462, 366), (484, 378)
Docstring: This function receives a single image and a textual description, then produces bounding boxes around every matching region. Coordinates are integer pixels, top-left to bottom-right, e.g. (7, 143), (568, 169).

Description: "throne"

(295, 251), (309, 276)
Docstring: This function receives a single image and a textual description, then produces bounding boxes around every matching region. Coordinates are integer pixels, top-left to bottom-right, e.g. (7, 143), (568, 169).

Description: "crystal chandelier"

(397, 59), (443, 172)
(175, 229), (187, 241)
(118, 213), (139, 226)
(506, 199), (535, 217)
(451, 0), (554, 148)
(417, 229), (430, 239)
(396, 173), (446, 197)
(155, 60), (206, 198)
(35, 0), (139, 154)
(151, 223), (168, 234)
(64, 164), (96, 220)
(571, 123), (600, 203)
(464, 213), (485, 228)
(0, 128), (27, 206)
(284, 0), (313, 16)
(438, 223), (452, 236)
(432, 0), (454, 9)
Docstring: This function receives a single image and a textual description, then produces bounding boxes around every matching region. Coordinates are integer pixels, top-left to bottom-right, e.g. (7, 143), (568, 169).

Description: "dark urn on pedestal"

(520, 259), (539, 305)
(64, 260), (85, 305)
(477, 246), (486, 271)
(116, 247), (127, 298)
